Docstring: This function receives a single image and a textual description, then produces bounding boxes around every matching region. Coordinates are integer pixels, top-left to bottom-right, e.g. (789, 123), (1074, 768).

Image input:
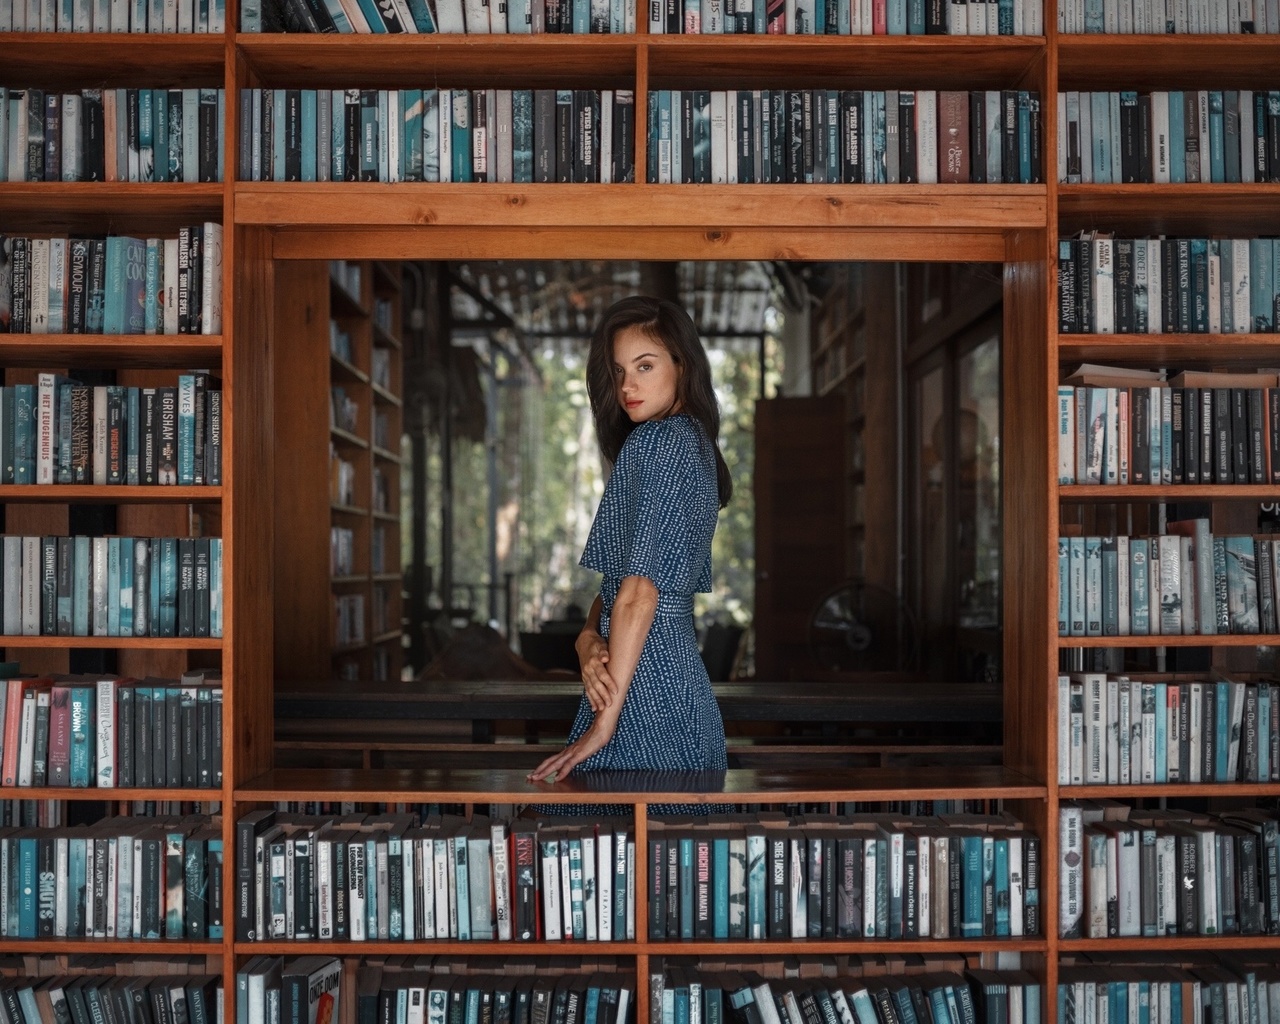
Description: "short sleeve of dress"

(621, 420), (709, 595)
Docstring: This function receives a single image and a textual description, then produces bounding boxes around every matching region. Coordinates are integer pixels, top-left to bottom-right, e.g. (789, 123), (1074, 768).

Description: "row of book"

(235, 811), (639, 943)
(237, 87), (636, 185)
(332, 449), (358, 506)
(333, 526), (358, 576)
(1059, 959), (1280, 1024)
(1058, 0), (1280, 31)
(0, 813), (223, 940)
(1, 0), (226, 30)
(1057, 527), (1274, 637)
(7, 373), (222, 487)
(237, 955), (342, 1024)
(1057, 90), (1280, 185)
(649, 813), (1041, 942)
(244, 0), (1044, 34)
(0, 228), (225, 336)
(0, 674), (224, 789)
(334, 592), (366, 645)
(1056, 373), (1280, 486)
(1058, 804), (1280, 939)
(1, 534), (226, 639)
(653, 966), (1042, 1024)
(1056, 235), (1280, 335)
(648, 89), (1042, 185)
(0, 959), (222, 1024)
(1056, 674), (1280, 786)
(0, 87), (225, 184)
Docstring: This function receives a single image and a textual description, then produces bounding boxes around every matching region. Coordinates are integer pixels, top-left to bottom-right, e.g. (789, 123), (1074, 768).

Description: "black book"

(1136, 93), (1152, 183)
(1184, 387), (1201, 484)
(140, 388), (158, 485)
(800, 90), (814, 183)
(1224, 90), (1241, 183)
(738, 90), (755, 184)
(56, 536), (73, 636)
(43, 91), (61, 183)
(198, 89), (219, 182)
(1212, 388), (1232, 480)
(295, 834), (317, 939)
(947, 834), (963, 937)
(812, 89), (827, 184)
(1232, 388), (1250, 483)
(1058, 240), (1078, 333)
(178, 537), (195, 638)
(67, 238), (89, 333)
(1202, 686), (1217, 781)
(555, 90), (574, 183)
(613, 91), (635, 183)
(188, 223), (204, 335)
(180, 680), (198, 786)
(1161, 237), (1178, 332)
(21, 90), (42, 180)
(163, 684), (181, 784)
(970, 92), (986, 184)
(1172, 238), (1191, 331)
(1248, 389), (1267, 483)
(579, 92), (600, 182)
(157, 386), (178, 485)
(10, 238), (28, 334)
(117, 683), (134, 787)
(1170, 387), (1184, 484)
(82, 89), (104, 182)
(1267, 92), (1280, 182)
(692, 90), (711, 185)
(648, 834), (665, 939)
(786, 90), (804, 184)
(136, 684), (153, 787)
(194, 538), (211, 639)
(1029, 94), (1043, 182)
(770, 89), (787, 182)
(821, 835), (836, 938)
(212, 686), (223, 786)
(534, 90), (556, 184)
(1130, 387), (1149, 484)
(899, 91), (917, 184)
(902, 838), (918, 938)
(34, 835), (54, 937)
(1000, 90), (1018, 184)
(185, 833), (208, 938)
(40, 535), (56, 635)
(679, 90), (694, 185)
(238, 89), (254, 181)
(835, 836), (862, 937)
(839, 91), (861, 184)
(235, 809), (276, 942)
(127, 88), (140, 181)
(664, 0), (679, 32)
(1199, 388), (1214, 483)
(151, 683), (168, 783)
(1075, 236), (1093, 333)
(1114, 238), (1134, 332)
(332, 830), (349, 939)
(284, 90), (303, 182)
(177, 226), (191, 333)
(343, 90), (361, 182)
(766, 831), (788, 938)
(1190, 239), (1209, 332)
(106, 385), (124, 485)
(196, 685), (212, 788)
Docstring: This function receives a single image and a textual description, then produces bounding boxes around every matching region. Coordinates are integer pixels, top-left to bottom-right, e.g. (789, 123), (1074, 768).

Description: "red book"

(1, 679), (26, 787)
(938, 91), (971, 183)
(872, 0), (887, 33)
(48, 685), (72, 788)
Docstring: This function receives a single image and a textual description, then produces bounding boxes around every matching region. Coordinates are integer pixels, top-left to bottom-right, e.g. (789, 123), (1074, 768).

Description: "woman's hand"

(526, 713), (618, 783)
(576, 629), (618, 712)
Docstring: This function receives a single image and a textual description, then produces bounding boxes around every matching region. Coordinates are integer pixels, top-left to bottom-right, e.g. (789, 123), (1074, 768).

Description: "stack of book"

(1057, 674), (1278, 786)
(236, 88), (636, 184)
(0, 228), (225, 336)
(1, 535), (225, 639)
(0, 87), (226, 184)
(0, 0), (226, 30)
(0, 813), (222, 940)
(1057, 521), (1275, 637)
(1057, 367), (1280, 486)
(1057, 90), (1280, 185)
(6, 373), (222, 487)
(1057, 235), (1280, 335)
(654, 963), (1043, 1024)
(1058, 0), (1280, 32)
(0, 958), (222, 1024)
(649, 89), (1043, 184)
(1059, 804), (1280, 939)
(0, 674), (224, 790)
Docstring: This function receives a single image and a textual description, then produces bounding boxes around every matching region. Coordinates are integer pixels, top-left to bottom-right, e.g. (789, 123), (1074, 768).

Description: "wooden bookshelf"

(11, 6), (1278, 1018)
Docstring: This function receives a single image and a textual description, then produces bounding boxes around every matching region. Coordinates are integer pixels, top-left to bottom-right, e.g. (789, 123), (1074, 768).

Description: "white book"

(415, 837), (434, 939)
(1179, 535), (1196, 635)
(1117, 535), (1130, 635)
(432, 839), (449, 939)
(54, 836), (69, 936)
(595, 830), (613, 940)
(949, 0), (968, 31)
(436, 0), (464, 28)
(726, 91), (738, 184)
(95, 679), (115, 786)
(110, 0), (128, 28)
(598, 90), (612, 185)
(1152, 91), (1170, 182)
(1080, 671), (1106, 782)
(1196, 91), (1210, 182)
(1226, 680), (1245, 780)
(116, 831), (132, 937)
(461, 0), (489, 30)
(1208, 245), (1221, 333)
(1117, 678), (1131, 784)
(1105, 677), (1120, 784)
(1093, 235), (1114, 333)
(386, 91), (401, 183)
(1103, 387), (1119, 484)
(1115, 826), (1140, 936)
(490, 822), (510, 941)
(1157, 534), (1181, 633)
(1079, 91), (1092, 182)
(1059, 806), (1084, 938)
(1058, 386), (1075, 483)
(1148, 238), (1162, 334)
(540, 840), (561, 940)
(1085, 830), (1108, 937)
(346, 841), (365, 941)
(916, 90), (938, 184)
(1232, 238), (1251, 334)
(1240, 92), (1254, 183)
(1058, 675), (1073, 785)
(1057, 92), (1068, 182)
(710, 91), (728, 184)
(29, 237), (50, 333)
(21, 536), (40, 636)
(15, 687), (36, 785)
(316, 836), (333, 939)
(438, 92), (452, 183)
(35, 372), (61, 485)
(1140, 682), (1157, 783)
(1196, 828), (1218, 934)
(163, 237), (179, 334)
(582, 834), (597, 941)
(47, 236), (67, 332)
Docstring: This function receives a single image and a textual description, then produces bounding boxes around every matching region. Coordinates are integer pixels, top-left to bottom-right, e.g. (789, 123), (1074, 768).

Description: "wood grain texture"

(1057, 34), (1280, 90)
(1058, 185), (1280, 237)
(0, 34), (224, 86)
(0, 336), (222, 369)
(0, 485), (222, 503)
(1062, 485), (1280, 501)
(1059, 634), (1280, 647)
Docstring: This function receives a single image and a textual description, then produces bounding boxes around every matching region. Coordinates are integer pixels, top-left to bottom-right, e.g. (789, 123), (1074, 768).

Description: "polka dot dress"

(537, 414), (728, 815)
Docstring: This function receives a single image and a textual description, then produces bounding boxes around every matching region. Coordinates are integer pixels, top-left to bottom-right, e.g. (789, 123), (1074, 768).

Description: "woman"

(528, 296), (733, 784)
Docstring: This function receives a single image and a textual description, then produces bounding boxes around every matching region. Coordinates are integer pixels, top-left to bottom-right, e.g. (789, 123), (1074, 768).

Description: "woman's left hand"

(526, 715), (618, 783)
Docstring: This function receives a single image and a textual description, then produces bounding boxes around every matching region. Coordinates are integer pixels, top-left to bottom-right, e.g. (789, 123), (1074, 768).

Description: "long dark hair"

(586, 296), (733, 508)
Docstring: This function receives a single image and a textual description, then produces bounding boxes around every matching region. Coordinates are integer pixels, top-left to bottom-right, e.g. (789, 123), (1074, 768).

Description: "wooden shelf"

(330, 353), (369, 382)
(0, 939), (224, 954)
(1056, 34), (1280, 91)
(1063, 782), (1280, 798)
(373, 445), (404, 464)
(0, 786), (222, 800)
(0, 183), (225, 234)
(332, 641), (369, 656)
(330, 426), (369, 449)
(1058, 332), (1280, 365)
(1, 636), (222, 649)
(235, 183), (1047, 231)
(372, 323), (402, 350)
(1058, 184), (1280, 236)
(0, 335), (223, 368)
(331, 574), (369, 586)
(1057, 634), (1280, 648)
(235, 765), (1046, 803)
(372, 573), (402, 583)
(330, 502), (369, 516)
(329, 282), (369, 318)
(1058, 935), (1280, 952)
(372, 260), (402, 293)
(235, 937), (1046, 954)
(372, 509), (399, 522)
(1060, 484), (1280, 500)
(373, 630), (402, 645)
(0, 485), (221, 503)
(371, 381), (402, 406)
(0, 33), (225, 85)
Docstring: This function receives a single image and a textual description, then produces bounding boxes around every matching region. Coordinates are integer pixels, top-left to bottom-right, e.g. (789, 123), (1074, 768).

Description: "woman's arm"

(577, 594), (614, 712)
(527, 575), (658, 782)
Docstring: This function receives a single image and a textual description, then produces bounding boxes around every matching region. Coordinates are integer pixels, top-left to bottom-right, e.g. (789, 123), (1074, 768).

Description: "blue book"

(301, 90), (317, 182)
(712, 837), (729, 938)
(148, 539), (161, 636)
(72, 537), (90, 635)
(160, 536), (177, 636)
(18, 838), (37, 938)
(1250, 239), (1274, 332)
(1168, 91), (1185, 183)
(403, 90), (423, 181)
(815, 0), (826, 32)
(119, 539), (133, 636)
(69, 686), (95, 786)
(584, 986), (600, 1024)
(1018, 91), (1032, 183)
(1057, 537), (1069, 634)
(353, 0), (388, 29)
(210, 538), (223, 637)
(1092, 93), (1112, 184)
(679, 835), (694, 938)
(126, 386), (139, 484)
(1260, 684), (1272, 781)
(403, 0), (437, 28)
(512, 90), (532, 184)
(453, 834), (470, 940)
(573, 0), (588, 31)
(451, 91), (471, 183)
(107, 536), (121, 636)
(272, 90), (287, 182)
(1208, 91), (1225, 183)
(886, 0), (905, 33)
(993, 837), (1010, 936)
(996, 0), (1011, 31)
(1025, 985), (1041, 1024)
(927, 988), (953, 1024)
(960, 835), (983, 937)
(123, 237), (146, 334)
(1168, 985), (1180, 1024)
(1154, 682), (1167, 783)
(376, 90), (388, 182)
(144, 239), (161, 334)
(1216, 681), (1231, 781)
(68, 837), (86, 935)
(103, 236), (125, 333)
(177, 375), (196, 485)
(207, 838), (223, 938)
(139, 89), (154, 182)
(13, 384), (35, 484)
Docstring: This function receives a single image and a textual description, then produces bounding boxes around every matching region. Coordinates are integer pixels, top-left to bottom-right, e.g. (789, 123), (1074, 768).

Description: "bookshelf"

(9, 5), (1280, 1021)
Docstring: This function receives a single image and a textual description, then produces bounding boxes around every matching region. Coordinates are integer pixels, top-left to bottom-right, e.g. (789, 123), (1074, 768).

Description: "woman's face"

(612, 326), (681, 423)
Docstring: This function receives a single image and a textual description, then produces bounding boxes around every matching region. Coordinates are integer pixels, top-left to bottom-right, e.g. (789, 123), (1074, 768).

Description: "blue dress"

(566, 413), (728, 776)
